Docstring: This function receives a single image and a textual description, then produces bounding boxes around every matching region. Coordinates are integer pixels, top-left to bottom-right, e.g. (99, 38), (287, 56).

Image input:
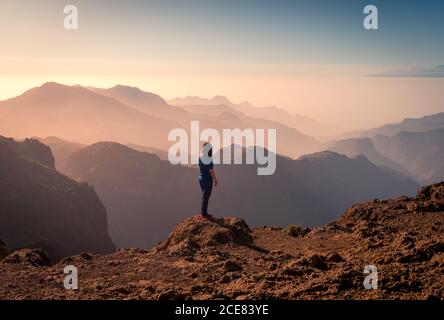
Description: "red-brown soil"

(1, 184), (443, 300)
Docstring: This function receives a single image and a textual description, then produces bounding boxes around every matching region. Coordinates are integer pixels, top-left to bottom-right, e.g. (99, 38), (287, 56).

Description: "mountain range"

(323, 112), (444, 185)
(327, 138), (413, 179)
(169, 95), (337, 137)
(61, 141), (419, 248)
(373, 128), (444, 184)
(1, 81), (442, 256)
(0, 82), (320, 159)
(336, 112), (444, 140)
(0, 82), (179, 150)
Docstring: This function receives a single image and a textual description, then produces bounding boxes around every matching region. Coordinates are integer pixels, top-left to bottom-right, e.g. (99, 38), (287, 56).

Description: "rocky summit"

(0, 183), (443, 300)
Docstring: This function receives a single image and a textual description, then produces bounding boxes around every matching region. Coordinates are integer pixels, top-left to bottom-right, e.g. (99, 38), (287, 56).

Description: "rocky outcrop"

(0, 136), (55, 168)
(3, 249), (52, 267)
(154, 216), (253, 256)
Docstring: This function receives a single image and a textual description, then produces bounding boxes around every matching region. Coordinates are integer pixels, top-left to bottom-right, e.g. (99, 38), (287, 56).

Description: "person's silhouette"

(198, 143), (218, 218)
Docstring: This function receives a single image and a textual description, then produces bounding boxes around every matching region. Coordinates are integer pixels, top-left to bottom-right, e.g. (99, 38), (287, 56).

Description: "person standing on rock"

(199, 142), (218, 218)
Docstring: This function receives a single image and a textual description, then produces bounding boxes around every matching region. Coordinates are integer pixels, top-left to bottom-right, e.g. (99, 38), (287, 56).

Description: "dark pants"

(199, 178), (213, 216)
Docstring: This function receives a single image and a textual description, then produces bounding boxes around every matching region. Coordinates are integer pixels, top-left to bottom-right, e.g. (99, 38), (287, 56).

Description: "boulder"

(3, 249), (52, 267)
(153, 216), (253, 256)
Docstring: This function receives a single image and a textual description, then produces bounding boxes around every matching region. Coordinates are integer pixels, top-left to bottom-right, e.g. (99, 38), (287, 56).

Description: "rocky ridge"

(0, 183), (443, 300)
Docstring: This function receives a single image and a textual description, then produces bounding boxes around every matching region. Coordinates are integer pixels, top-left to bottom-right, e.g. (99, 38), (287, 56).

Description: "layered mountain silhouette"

(373, 128), (444, 184)
(126, 143), (170, 161)
(93, 86), (320, 158)
(338, 112), (444, 140)
(327, 138), (413, 179)
(0, 82), (180, 150)
(35, 136), (85, 172)
(169, 95), (336, 137)
(88, 85), (189, 121)
(62, 142), (419, 248)
(323, 112), (444, 186)
(64, 142), (197, 248)
(0, 82), (320, 159)
(0, 136), (115, 260)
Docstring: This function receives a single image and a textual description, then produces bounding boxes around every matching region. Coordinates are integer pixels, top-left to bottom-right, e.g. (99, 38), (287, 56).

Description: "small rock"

(224, 260), (243, 272)
(110, 286), (131, 295)
(4, 249), (52, 267)
(304, 254), (328, 270)
(220, 275), (231, 284)
(158, 290), (188, 300)
(282, 266), (304, 277)
(268, 263), (277, 271)
(79, 252), (94, 260)
(326, 252), (345, 263)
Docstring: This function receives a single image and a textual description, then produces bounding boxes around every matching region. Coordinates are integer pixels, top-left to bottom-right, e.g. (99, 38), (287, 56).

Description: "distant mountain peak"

(298, 151), (346, 161)
(34, 82), (74, 93)
(41, 81), (63, 88)
(211, 95), (233, 105)
(109, 84), (143, 94)
(88, 84), (170, 110)
(27, 81), (93, 97)
(71, 141), (161, 163)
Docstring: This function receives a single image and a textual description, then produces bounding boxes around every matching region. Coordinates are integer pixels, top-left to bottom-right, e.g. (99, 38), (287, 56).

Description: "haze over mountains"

(94, 85), (320, 158)
(35, 136), (85, 172)
(324, 112), (444, 185)
(337, 112), (444, 140)
(169, 95), (337, 137)
(0, 82), (320, 159)
(0, 136), (115, 260)
(88, 85), (189, 121)
(62, 141), (419, 248)
(373, 129), (444, 184)
(327, 138), (413, 179)
(1, 81), (442, 187)
(0, 82), (178, 150)
(0, 81), (443, 256)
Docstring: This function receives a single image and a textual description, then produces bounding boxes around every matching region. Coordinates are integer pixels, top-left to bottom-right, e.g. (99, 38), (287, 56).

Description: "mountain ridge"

(62, 141), (419, 248)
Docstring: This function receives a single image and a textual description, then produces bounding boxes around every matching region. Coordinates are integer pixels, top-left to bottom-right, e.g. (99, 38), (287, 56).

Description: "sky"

(0, 0), (443, 131)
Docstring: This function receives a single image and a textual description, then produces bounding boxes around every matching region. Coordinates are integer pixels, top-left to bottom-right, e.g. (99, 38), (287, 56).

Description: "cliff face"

(0, 183), (442, 300)
(0, 137), (115, 260)
(0, 136), (55, 168)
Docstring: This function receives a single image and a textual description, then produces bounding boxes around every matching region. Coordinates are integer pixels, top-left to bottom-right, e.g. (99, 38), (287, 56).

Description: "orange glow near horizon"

(1, 75), (444, 133)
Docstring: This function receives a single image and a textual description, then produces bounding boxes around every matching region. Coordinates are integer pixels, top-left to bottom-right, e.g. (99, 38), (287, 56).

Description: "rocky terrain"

(0, 183), (443, 300)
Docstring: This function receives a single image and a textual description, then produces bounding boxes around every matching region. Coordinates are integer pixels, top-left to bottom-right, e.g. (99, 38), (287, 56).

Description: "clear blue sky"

(1, 0), (443, 67)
